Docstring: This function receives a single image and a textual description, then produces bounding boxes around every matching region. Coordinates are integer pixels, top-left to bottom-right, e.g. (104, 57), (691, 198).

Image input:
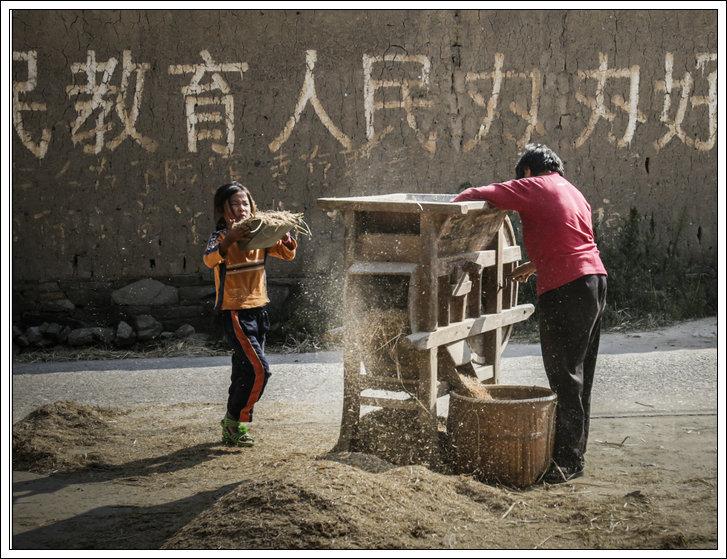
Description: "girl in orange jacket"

(204, 181), (297, 447)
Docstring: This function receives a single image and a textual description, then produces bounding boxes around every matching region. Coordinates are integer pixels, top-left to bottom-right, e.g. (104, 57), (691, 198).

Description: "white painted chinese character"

(268, 50), (353, 153)
(462, 53), (543, 152)
(300, 145), (332, 180)
(67, 50), (158, 154)
(12, 51), (51, 159)
(168, 50), (248, 157)
(573, 53), (646, 149)
(654, 52), (717, 152)
(363, 53), (436, 154)
(269, 150), (292, 190)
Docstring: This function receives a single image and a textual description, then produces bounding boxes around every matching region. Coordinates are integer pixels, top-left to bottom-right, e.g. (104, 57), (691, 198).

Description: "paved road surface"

(11, 318), (719, 424)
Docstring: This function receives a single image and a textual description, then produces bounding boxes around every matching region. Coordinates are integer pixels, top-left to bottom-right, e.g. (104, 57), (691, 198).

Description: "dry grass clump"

(162, 457), (513, 550)
(346, 308), (409, 359)
(345, 308), (422, 381)
(12, 400), (125, 473)
(14, 336), (228, 363)
(234, 209), (312, 238)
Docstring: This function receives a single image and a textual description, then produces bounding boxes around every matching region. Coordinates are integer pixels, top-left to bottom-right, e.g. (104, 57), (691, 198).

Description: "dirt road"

(9, 317), (722, 551)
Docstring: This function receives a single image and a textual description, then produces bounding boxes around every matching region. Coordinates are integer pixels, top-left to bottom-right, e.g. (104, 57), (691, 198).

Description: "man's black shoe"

(542, 463), (584, 484)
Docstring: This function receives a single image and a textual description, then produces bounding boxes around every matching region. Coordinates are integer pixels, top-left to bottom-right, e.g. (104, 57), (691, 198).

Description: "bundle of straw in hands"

(233, 210), (311, 250)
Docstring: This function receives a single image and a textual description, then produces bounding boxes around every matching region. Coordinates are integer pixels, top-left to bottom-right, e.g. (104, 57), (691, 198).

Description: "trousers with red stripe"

(222, 307), (271, 423)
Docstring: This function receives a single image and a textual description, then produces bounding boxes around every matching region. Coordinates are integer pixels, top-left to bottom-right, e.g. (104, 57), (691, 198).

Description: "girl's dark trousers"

(538, 274), (607, 470)
(221, 307), (271, 423)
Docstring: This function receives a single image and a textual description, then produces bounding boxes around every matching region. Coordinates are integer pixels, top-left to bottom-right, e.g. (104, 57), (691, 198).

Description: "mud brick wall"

(11, 9), (718, 335)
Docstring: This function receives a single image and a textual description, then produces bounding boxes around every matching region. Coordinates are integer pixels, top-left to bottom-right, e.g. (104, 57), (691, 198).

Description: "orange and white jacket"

(203, 229), (297, 311)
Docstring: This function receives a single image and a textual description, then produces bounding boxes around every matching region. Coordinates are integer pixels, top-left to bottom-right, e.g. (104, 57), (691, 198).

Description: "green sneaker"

(221, 416), (255, 447)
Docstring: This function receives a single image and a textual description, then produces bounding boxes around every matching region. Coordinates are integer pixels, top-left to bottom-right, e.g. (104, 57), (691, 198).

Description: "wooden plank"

(441, 342), (494, 382)
(485, 228), (504, 315)
(483, 327), (503, 384)
(451, 277), (472, 297)
(360, 376), (418, 391)
(347, 261), (418, 276)
(408, 271), (421, 338)
(473, 363), (495, 383)
(449, 296), (466, 323)
(445, 339), (471, 367)
(438, 275), (450, 327)
(334, 346), (363, 451)
(360, 396), (419, 410)
(436, 250), (496, 275)
(436, 247), (518, 281)
(418, 213), (440, 332)
(503, 245), (522, 264)
(405, 304), (535, 350)
(466, 270), (482, 318)
(418, 347), (438, 417)
(317, 194), (491, 215)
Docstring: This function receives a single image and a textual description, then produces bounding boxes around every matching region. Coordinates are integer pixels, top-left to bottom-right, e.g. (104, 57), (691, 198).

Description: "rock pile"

(12, 317), (198, 352)
(12, 278), (204, 354)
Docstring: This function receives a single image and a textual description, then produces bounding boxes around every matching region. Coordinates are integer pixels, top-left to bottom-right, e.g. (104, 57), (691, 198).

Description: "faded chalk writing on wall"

(12, 50), (51, 159)
(269, 50), (353, 153)
(654, 52), (718, 152)
(363, 53), (437, 154)
(13, 49), (718, 162)
(66, 50), (159, 154)
(573, 53), (646, 149)
(463, 53), (543, 152)
(168, 50), (248, 157)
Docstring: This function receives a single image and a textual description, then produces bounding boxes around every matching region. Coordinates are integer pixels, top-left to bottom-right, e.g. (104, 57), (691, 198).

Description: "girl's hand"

(218, 221), (251, 257)
(281, 232), (295, 249)
(225, 223), (251, 243)
(508, 261), (536, 283)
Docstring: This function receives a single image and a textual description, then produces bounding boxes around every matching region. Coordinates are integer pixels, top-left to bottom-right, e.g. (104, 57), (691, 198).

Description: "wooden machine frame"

(317, 193), (534, 462)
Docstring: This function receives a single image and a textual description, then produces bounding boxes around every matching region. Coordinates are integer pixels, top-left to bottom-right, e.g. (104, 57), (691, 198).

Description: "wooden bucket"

(447, 385), (556, 487)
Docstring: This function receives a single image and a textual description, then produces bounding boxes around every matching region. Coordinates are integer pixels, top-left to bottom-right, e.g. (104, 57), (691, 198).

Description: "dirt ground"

(11, 395), (718, 551)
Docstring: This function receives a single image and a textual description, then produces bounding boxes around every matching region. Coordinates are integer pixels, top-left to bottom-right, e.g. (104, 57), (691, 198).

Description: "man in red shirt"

(453, 144), (608, 484)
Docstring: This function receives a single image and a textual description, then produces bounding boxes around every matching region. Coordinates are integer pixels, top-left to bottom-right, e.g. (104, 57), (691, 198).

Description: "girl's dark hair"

(213, 181), (257, 230)
(515, 143), (564, 179)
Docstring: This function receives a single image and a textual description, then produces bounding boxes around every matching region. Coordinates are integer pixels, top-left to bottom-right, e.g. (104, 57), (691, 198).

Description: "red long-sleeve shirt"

(453, 172), (606, 296)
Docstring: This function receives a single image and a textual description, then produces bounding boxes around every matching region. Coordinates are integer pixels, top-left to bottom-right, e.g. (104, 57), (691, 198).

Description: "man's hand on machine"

(508, 261), (536, 283)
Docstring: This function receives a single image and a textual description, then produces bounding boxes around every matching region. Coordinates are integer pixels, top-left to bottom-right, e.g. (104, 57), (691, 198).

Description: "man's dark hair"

(515, 143), (564, 179)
